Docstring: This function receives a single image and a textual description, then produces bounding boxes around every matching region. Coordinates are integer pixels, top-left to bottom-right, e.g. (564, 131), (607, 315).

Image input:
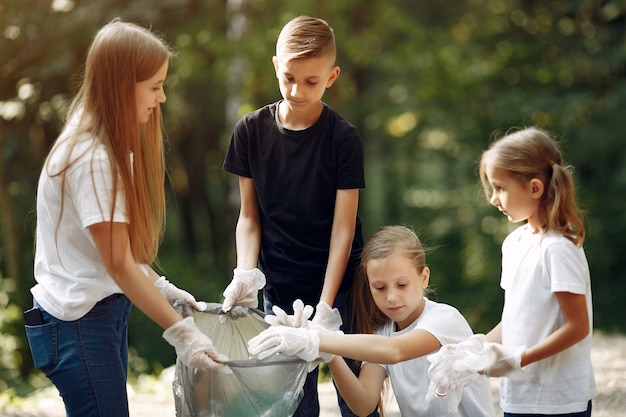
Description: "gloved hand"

(154, 276), (201, 310)
(222, 268), (266, 312)
(481, 342), (526, 378)
(264, 299), (314, 327)
(310, 301), (343, 333)
(162, 317), (226, 371)
(309, 301), (342, 363)
(426, 334), (489, 412)
(248, 325), (320, 362)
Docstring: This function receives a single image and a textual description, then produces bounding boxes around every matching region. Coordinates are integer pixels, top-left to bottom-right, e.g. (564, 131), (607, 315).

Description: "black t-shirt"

(222, 101), (365, 307)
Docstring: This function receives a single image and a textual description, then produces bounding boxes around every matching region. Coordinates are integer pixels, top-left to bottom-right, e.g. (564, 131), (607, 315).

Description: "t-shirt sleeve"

(336, 127), (365, 190)
(223, 116), (252, 178)
(417, 304), (474, 346)
(547, 240), (589, 295)
(68, 151), (128, 229)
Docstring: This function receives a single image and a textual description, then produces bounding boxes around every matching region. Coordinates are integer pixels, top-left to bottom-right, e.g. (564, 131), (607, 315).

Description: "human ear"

(272, 56), (279, 76)
(421, 266), (430, 288)
(326, 66), (340, 88)
(530, 178), (544, 199)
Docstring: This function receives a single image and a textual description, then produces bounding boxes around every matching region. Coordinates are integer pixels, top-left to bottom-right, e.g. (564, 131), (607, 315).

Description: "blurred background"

(1, 0), (624, 399)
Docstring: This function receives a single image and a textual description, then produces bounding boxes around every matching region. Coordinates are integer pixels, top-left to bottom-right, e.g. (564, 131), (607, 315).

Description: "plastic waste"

(172, 302), (309, 417)
(425, 334), (491, 413)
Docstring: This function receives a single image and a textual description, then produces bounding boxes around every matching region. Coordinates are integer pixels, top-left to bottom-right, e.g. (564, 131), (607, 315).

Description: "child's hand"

(154, 276), (201, 310)
(248, 326), (320, 362)
(481, 342), (526, 378)
(162, 317), (227, 371)
(264, 299), (314, 327)
(426, 334), (489, 412)
(310, 301), (343, 333)
(222, 268), (266, 312)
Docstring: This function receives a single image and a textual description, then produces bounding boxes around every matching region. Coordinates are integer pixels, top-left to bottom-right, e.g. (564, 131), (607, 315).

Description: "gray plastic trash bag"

(172, 302), (309, 417)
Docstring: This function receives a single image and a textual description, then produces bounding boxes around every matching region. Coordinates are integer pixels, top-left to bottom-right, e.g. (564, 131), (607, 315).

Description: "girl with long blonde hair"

(25, 19), (222, 417)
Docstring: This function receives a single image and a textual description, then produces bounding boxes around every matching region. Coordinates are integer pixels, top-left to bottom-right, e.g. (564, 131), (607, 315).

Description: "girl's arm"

(91, 221), (226, 372)
(320, 188), (359, 306)
(319, 328), (441, 364)
(486, 322), (502, 343)
(89, 222), (181, 330)
(235, 176), (261, 269)
(520, 292), (589, 367)
(327, 357), (387, 417)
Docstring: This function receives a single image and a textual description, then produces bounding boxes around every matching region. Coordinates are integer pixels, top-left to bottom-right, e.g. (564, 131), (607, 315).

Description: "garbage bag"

(172, 302), (309, 417)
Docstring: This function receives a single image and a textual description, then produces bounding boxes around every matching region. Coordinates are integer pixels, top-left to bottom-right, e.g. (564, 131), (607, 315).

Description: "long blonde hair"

(479, 126), (585, 245)
(47, 19), (172, 264)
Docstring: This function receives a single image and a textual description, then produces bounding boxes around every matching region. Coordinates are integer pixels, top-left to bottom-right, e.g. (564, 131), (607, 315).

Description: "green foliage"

(1, 0), (625, 396)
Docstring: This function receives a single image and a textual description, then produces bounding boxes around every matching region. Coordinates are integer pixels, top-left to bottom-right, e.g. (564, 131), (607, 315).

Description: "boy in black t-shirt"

(222, 15), (373, 417)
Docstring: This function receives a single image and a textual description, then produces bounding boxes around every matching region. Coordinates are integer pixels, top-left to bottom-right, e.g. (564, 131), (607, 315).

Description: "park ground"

(1, 331), (624, 417)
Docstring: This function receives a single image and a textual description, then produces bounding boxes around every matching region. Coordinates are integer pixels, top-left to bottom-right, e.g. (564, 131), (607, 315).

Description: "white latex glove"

(248, 326), (320, 362)
(310, 301), (343, 333)
(481, 342), (526, 378)
(310, 301), (343, 363)
(264, 299), (314, 327)
(426, 334), (490, 412)
(162, 317), (226, 371)
(154, 276), (200, 310)
(426, 344), (460, 399)
(222, 268), (266, 312)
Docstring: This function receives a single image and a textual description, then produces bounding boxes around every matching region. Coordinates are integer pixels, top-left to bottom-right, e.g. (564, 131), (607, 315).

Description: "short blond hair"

(276, 16), (336, 64)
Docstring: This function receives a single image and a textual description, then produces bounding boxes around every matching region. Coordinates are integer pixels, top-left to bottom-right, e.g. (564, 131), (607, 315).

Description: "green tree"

(0, 0), (624, 396)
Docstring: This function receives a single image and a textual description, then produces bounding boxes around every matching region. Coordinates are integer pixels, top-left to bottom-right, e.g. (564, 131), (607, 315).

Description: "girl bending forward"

(249, 225), (495, 417)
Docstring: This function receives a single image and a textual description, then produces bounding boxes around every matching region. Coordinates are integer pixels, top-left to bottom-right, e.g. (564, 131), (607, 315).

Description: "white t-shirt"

(31, 130), (126, 321)
(499, 225), (597, 414)
(376, 298), (495, 417)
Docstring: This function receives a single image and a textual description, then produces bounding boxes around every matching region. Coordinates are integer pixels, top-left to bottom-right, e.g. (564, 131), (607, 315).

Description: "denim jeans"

(264, 293), (378, 417)
(503, 400), (593, 417)
(25, 293), (132, 417)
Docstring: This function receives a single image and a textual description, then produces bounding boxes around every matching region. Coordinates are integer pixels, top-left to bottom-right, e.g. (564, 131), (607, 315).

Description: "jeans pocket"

(25, 323), (58, 373)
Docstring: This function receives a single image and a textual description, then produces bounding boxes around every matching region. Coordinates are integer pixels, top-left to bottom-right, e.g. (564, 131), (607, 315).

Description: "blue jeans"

(264, 294), (379, 417)
(504, 400), (593, 417)
(25, 293), (132, 417)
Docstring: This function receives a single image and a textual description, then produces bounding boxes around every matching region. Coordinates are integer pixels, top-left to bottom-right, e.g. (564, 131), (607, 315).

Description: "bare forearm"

(522, 293), (590, 367)
(521, 322), (587, 367)
(235, 216), (261, 269)
(320, 189), (358, 306)
(89, 222), (181, 330)
(320, 234), (351, 306)
(486, 322), (502, 343)
(319, 332), (425, 364)
(112, 257), (181, 330)
(327, 358), (379, 417)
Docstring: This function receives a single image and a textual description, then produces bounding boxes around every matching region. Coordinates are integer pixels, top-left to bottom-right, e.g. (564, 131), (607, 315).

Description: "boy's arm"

(328, 357), (386, 417)
(320, 188), (359, 306)
(235, 176), (261, 269)
(222, 176), (264, 311)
